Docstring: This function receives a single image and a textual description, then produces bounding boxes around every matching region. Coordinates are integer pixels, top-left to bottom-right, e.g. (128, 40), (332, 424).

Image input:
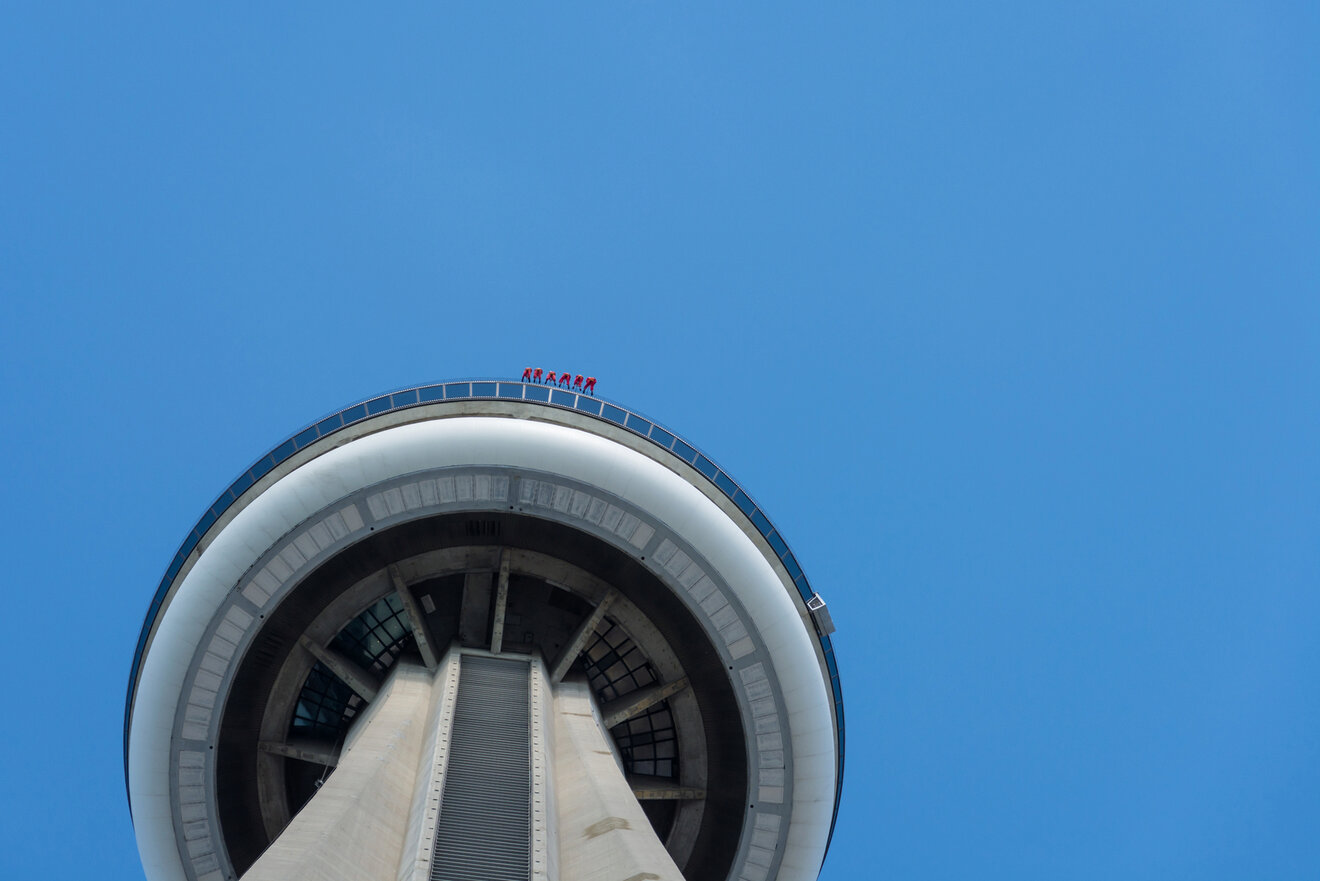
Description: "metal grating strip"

(430, 655), (531, 881)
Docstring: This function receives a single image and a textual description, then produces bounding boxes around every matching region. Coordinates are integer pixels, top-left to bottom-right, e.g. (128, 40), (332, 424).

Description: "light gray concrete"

(298, 635), (380, 702)
(530, 655), (558, 881)
(243, 665), (434, 881)
(602, 677), (690, 728)
(132, 411), (836, 881)
(551, 678), (685, 881)
(390, 564), (440, 670)
(396, 650), (460, 881)
(257, 739), (340, 768)
(549, 589), (618, 683)
(256, 567), (398, 841)
(628, 775), (706, 800)
(491, 550), (511, 655)
(458, 571), (492, 647)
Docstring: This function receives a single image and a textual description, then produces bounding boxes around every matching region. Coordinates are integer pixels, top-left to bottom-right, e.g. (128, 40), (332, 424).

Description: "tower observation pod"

(125, 380), (844, 881)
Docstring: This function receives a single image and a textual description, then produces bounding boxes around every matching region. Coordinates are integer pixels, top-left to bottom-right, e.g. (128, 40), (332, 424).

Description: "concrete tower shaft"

(126, 382), (843, 881)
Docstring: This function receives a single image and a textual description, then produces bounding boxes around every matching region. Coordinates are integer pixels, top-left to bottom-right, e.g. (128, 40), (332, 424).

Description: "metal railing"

(124, 379), (845, 851)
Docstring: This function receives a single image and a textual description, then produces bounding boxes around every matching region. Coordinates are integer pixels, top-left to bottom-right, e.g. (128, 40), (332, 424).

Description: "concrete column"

(601, 677), (690, 728)
(389, 564), (440, 671)
(258, 739), (341, 768)
(627, 775), (706, 800)
(549, 589), (618, 683)
(298, 635), (380, 702)
(396, 648), (461, 881)
(246, 649), (688, 881)
(243, 665), (435, 881)
(530, 656), (558, 881)
(458, 571), (492, 648)
(490, 551), (511, 655)
(551, 678), (685, 881)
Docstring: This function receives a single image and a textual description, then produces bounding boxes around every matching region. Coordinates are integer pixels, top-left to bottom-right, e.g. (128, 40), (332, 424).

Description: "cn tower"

(125, 379), (844, 881)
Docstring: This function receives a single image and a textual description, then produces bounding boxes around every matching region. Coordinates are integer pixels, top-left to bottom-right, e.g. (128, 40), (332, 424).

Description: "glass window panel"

(229, 471), (254, 497)
(767, 531), (788, 558)
(525, 385), (550, 402)
(211, 490), (234, 517)
(418, 384), (445, 402)
(625, 414), (652, 434)
(272, 439), (297, 463)
(365, 395), (391, 415)
(695, 456), (718, 479)
(672, 439), (697, 462)
(601, 404), (627, 424)
(341, 404), (367, 424)
(445, 382), (471, 398)
(316, 413), (343, 435)
(497, 383), (523, 399)
(714, 472), (737, 497)
(649, 426), (675, 449)
(471, 382), (497, 397)
(574, 397), (602, 415)
(391, 389), (419, 407)
(294, 426), (318, 449)
(733, 490), (756, 516)
(551, 389), (576, 407)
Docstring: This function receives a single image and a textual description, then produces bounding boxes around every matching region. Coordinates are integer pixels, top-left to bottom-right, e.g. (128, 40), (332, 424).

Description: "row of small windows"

(288, 603), (681, 785)
(130, 380), (840, 818)
(581, 619), (679, 781)
(148, 380), (820, 637)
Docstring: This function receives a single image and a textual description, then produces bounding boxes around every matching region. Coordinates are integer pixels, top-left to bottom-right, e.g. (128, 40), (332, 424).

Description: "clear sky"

(1, 3), (1316, 880)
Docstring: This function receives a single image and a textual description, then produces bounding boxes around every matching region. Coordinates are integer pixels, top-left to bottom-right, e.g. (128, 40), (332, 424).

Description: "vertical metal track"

(430, 655), (531, 881)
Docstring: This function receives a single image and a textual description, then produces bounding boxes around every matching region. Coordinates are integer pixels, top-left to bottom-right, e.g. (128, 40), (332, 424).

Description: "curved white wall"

(130, 415), (836, 881)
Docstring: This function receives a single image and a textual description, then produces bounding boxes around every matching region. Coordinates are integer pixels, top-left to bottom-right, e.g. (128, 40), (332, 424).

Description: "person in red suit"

(534, 368), (544, 383)
(522, 367), (533, 382)
(583, 376), (596, 395)
(558, 372), (571, 388)
(573, 375), (584, 390)
(545, 371), (557, 385)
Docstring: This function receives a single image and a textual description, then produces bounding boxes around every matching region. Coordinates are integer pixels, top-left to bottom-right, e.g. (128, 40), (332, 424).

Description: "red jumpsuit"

(522, 367), (533, 382)
(583, 377), (596, 395)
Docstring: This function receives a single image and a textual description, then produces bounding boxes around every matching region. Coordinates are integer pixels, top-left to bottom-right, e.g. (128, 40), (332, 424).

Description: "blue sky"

(1, 3), (1316, 879)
